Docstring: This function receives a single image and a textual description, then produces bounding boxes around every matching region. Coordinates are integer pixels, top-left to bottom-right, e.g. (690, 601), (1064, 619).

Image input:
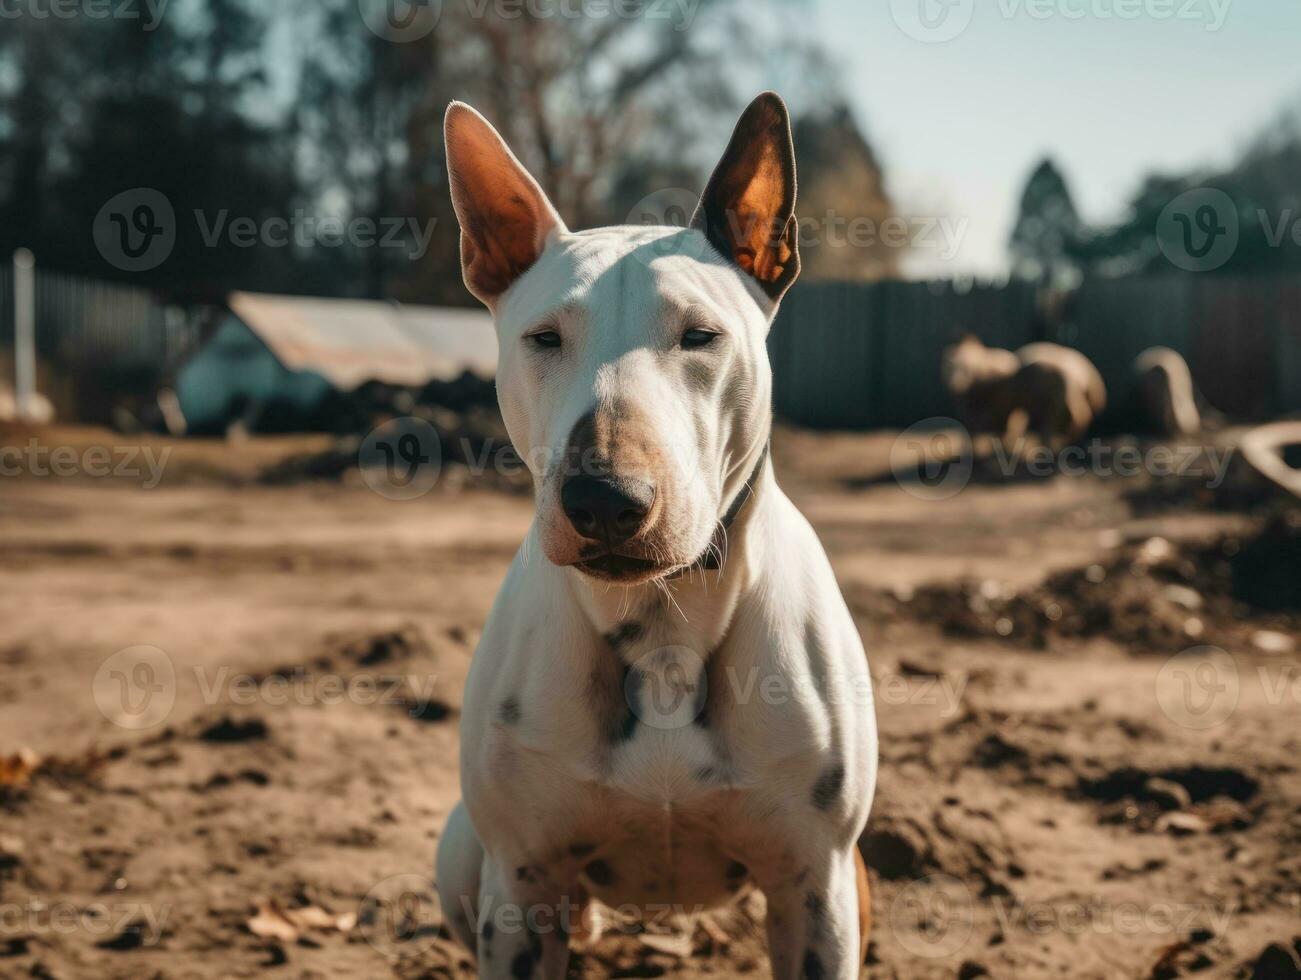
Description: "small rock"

(958, 961), (991, 979)
(1161, 584), (1203, 611)
(1251, 631), (1295, 655)
(1145, 777), (1193, 812)
(1156, 812), (1209, 836)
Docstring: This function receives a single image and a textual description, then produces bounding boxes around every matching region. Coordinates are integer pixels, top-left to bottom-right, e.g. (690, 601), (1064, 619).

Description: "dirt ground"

(1, 424), (1299, 979)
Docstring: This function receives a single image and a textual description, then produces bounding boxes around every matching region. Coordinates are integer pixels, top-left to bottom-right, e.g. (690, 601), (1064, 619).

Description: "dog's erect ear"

(692, 92), (800, 304)
(444, 102), (567, 306)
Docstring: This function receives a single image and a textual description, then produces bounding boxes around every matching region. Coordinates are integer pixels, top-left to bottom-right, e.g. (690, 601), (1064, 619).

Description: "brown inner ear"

(719, 142), (796, 287)
(445, 104), (564, 303)
(695, 94), (800, 301)
(457, 190), (549, 299)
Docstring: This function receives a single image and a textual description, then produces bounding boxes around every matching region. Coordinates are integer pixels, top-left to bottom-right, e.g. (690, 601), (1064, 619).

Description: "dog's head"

(445, 93), (800, 585)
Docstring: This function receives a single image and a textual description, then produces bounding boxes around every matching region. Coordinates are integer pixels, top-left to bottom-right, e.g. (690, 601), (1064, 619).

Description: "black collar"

(696, 442), (769, 572)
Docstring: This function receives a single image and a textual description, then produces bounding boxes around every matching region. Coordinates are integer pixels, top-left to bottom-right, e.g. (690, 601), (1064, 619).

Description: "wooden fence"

(4, 265), (1299, 429)
(0, 264), (195, 421)
(770, 275), (1301, 429)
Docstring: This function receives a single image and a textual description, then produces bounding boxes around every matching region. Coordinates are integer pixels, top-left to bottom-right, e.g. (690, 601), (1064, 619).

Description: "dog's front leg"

(475, 855), (573, 980)
(761, 847), (864, 980)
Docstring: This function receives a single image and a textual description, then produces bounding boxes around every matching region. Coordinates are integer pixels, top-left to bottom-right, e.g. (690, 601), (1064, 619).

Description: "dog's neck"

(558, 441), (775, 661)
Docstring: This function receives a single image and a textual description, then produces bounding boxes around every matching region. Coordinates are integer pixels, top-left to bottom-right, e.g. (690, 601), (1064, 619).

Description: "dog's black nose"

(561, 475), (655, 544)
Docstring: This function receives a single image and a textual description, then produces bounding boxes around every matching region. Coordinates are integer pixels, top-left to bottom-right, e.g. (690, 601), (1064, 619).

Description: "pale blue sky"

(809, 0), (1301, 276)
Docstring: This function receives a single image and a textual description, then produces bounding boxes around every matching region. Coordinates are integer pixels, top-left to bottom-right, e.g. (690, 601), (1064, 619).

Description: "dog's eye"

(681, 328), (719, 350)
(528, 331), (562, 350)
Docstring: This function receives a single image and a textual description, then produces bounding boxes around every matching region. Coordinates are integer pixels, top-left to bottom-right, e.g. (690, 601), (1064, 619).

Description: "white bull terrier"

(435, 92), (878, 980)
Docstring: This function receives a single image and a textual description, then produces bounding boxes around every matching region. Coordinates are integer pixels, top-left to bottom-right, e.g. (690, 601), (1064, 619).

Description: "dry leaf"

(247, 900), (299, 943)
(638, 932), (693, 958)
(0, 749), (40, 788)
(1155, 812), (1209, 836)
(247, 899), (355, 943)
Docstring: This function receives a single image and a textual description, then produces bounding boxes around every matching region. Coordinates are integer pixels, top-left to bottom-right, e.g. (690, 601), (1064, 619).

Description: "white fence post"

(13, 248), (36, 421)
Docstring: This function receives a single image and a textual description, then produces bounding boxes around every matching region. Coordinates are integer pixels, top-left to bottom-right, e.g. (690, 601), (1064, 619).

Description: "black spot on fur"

(802, 949), (825, 980)
(811, 764), (845, 811)
(613, 666), (642, 743)
(516, 865), (541, 885)
(603, 621), (644, 650)
(805, 891), (825, 925)
(568, 842), (596, 859)
(584, 859), (616, 887)
(499, 697), (521, 725)
(693, 674), (711, 728)
(510, 949), (535, 979)
(726, 860), (748, 881)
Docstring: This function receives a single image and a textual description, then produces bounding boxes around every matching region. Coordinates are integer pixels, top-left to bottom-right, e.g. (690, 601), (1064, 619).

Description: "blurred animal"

(1134, 347), (1201, 437)
(435, 94), (876, 979)
(942, 334), (1106, 449)
(940, 333), (1022, 436)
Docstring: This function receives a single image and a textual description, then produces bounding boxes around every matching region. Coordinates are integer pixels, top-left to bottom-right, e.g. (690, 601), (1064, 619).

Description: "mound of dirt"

(258, 406), (529, 493)
(880, 508), (1300, 652)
